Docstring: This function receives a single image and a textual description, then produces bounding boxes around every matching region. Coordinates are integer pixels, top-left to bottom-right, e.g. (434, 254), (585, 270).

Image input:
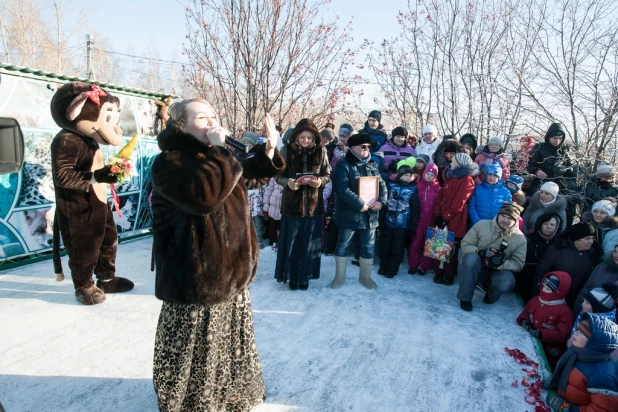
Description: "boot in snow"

(331, 256), (347, 288)
(359, 257), (377, 289)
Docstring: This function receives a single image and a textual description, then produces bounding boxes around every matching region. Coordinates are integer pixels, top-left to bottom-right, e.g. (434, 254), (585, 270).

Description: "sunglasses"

(358, 144), (372, 149)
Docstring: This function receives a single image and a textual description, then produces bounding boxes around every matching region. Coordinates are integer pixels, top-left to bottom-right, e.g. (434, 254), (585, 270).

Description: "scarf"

(548, 346), (610, 393)
(349, 149), (371, 164)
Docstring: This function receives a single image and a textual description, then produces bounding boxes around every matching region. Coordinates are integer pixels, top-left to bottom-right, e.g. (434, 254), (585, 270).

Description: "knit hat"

(397, 157), (417, 171)
(497, 201), (524, 221)
(543, 275), (560, 292)
(416, 154), (430, 167)
(596, 164), (615, 179)
(577, 319), (592, 339)
(347, 133), (376, 148)
(422, 124), (437, 135)
(368, 110), (382, 122)
(546, 123), (566, 139)
(391, 126), (408, 138)
(540, 182), (559, 199)
(521, 136), (535, 145)
(506, 175), (524, 193)
(397, 165), (414, 179)
(240, 132), (258, 146)
(488, 136), (504, 149)
(566, 222), (596, 242)
(338, 123), (354, 138)
(485, 163), (503, 178)
(584, 283), (618, 313)
(592, 200), (616, 217)
(452, 153), (473, 168)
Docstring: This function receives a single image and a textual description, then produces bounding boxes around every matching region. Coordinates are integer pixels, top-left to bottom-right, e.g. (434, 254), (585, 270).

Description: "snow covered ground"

(0, 237), (548, 412)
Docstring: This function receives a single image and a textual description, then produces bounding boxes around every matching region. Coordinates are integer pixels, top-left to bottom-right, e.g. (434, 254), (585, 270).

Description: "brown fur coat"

(151, 127), (284, 305)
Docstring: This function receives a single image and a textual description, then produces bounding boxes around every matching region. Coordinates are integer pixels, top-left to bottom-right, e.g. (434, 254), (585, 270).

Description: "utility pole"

(86, 34), (95, 81)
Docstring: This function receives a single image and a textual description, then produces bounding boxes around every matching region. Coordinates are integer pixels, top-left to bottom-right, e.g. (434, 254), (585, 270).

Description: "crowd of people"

(149, 101), (618, 412)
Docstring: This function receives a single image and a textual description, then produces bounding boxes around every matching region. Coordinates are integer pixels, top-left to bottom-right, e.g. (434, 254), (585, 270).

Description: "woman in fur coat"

(274, 119), (331, 290)
(522, 181), (567, 234)
(432, 153), (479, 285)
(150, 99), (285, 412)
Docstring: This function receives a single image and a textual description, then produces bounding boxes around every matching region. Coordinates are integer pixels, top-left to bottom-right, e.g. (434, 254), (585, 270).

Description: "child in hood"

(506, 175), (526, 207)
(468, 163), (513, 225)
(568, 283), (618, 362)
(408, 163), (441, 275)
(474, 136), (510, 184)
(518, 271), (574, 370)
(379, 161), (420, 278)
(543, 312), (618, 412)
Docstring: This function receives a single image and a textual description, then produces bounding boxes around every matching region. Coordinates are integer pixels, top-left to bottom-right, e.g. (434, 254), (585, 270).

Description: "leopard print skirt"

(153, 289), (265, 412)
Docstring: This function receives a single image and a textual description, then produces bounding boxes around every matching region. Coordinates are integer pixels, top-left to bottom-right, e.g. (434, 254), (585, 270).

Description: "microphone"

(225, 135), (248, 153)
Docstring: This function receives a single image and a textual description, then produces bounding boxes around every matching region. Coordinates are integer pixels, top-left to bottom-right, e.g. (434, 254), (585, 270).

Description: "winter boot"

(331, 256), (347, 289)
(75, 284), (106, 305)
(433, 273), (444, 284)
(443, 275), (455, 286)
(359, 257), (377, 289)
(96, 276), (135, 294)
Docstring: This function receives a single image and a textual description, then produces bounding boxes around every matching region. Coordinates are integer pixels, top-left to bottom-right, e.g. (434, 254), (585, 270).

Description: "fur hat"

(422, 124), (437, 135)
(596, 164), (615, 179)
(566, 222), (596, 242)
(485, 163), (503, 179)
(497, 201), (524, 221)
(416, 154), (430, 167)
(540, 182), (560, 199)
(240, 132), (258, 146)
(320, 128), (335, 143)
(451, 153), (473, 168)
(460, 133), (478, 151)
(347, 133), (376, 148)
(391, 126), (408, 138)
(442, 140), (460, 153)
(338, 123), (354, 138)
(488, 136), (504, 149)
(584, 283), (618, 313)
(368, 110), (382, 122)
(506, 175), (524, 192)
(592, 200), (616, 217)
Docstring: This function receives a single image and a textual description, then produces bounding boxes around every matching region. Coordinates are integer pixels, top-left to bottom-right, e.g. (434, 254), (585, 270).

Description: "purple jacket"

(381, 140), (416, 179)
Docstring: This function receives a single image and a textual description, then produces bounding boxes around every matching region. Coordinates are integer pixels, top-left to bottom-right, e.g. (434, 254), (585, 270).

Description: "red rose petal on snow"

(522, 377), (530, 386)
(512, 380), (519, 387)
(525, 395), (536, 404)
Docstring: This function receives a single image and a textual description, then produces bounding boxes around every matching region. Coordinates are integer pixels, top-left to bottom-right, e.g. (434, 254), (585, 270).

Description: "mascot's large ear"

(67, 93), (89, 121)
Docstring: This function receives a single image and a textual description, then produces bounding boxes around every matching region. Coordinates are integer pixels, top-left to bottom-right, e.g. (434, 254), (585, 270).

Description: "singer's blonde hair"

(167, 98), (217, 132)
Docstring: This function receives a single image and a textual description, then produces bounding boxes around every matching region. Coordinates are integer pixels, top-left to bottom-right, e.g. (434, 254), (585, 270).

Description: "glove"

(388, 159), (399, 173)
(522, 320), (541, 339)
(93, 166), (118, 184)
(544, 392), (570, 412)
(434, 216), (445, 227)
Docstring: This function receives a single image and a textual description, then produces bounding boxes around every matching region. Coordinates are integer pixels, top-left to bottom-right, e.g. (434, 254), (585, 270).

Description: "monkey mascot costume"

(50, 82), (134, 305)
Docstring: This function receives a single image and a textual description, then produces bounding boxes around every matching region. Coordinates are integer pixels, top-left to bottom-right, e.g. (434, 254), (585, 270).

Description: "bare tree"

(183, 0), (361, 131)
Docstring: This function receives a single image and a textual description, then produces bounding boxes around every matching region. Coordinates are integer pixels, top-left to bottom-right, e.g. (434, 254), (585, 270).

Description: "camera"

(478, 239), (509, 269)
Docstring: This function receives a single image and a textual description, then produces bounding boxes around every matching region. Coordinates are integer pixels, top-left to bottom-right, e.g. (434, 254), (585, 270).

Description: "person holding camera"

(456, 202), (527, 311)
(380, 126), (416, 182)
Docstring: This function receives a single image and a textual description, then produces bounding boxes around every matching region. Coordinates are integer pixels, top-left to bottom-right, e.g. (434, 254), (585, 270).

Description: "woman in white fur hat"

(415, 124), (442, 160)
(522, 181), (568, 234)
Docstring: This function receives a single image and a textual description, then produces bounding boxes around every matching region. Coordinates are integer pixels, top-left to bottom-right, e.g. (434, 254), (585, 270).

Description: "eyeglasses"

(359, 144), (372, 149)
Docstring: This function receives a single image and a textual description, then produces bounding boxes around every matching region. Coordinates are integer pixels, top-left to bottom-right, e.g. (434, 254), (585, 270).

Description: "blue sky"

(90, 0), (403, 63)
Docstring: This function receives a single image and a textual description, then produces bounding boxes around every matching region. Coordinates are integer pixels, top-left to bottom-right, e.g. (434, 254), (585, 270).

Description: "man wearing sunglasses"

(331, 133), (387, 289)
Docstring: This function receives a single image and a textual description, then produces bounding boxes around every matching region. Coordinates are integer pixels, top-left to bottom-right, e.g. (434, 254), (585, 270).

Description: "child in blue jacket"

(378, 161), (420, 278)
(468, 163), (512, 225)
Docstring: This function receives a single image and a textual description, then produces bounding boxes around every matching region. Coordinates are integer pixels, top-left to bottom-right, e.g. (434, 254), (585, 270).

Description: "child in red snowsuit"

(517, 271), (574, 369)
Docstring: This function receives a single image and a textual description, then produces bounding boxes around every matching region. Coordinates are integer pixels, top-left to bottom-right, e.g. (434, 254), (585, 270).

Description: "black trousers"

(378, 226), (408, 277)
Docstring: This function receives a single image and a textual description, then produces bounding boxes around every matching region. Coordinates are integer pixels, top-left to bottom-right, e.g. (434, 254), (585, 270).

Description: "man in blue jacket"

(331, 133), (387, 289)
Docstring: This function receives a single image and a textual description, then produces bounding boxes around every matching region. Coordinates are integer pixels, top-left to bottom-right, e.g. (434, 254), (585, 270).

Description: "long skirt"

(274, 215), (322, 284)
(153, 290), (265, 412)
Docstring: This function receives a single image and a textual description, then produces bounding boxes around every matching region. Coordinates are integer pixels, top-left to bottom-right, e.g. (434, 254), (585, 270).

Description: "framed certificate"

(358, 176), (380, 205)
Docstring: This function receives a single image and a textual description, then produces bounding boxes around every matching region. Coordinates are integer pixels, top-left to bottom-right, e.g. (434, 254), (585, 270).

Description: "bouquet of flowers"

(106, 132), (140, 183)
(106, 155), (132, 183)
